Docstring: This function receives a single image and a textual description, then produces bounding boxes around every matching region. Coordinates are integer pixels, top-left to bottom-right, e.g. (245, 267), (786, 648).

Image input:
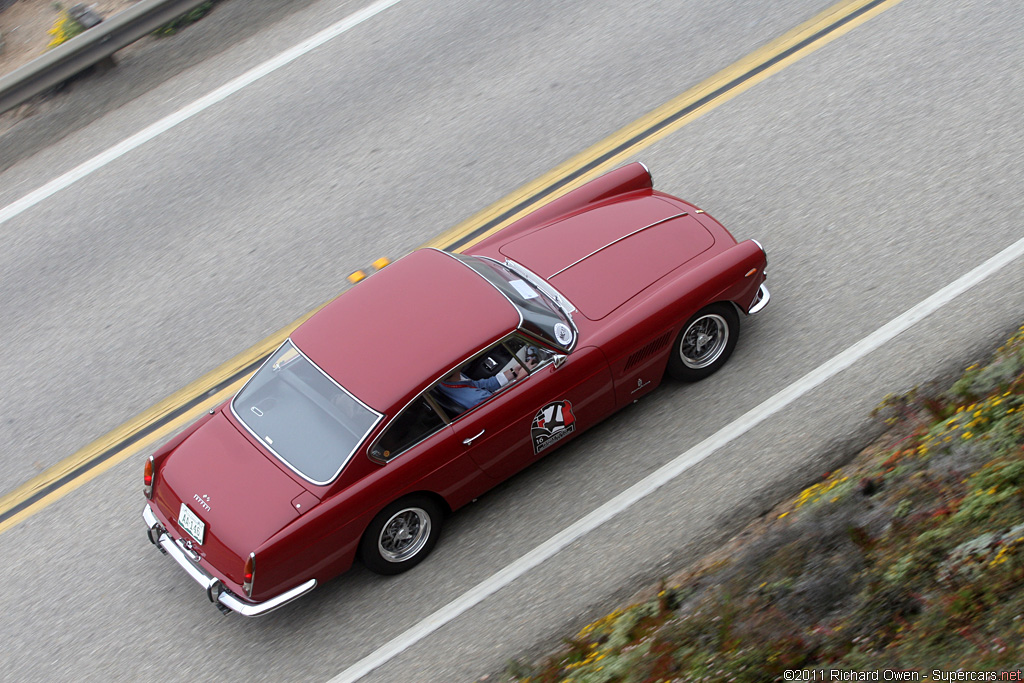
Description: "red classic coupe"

(142, 163), (769, 616)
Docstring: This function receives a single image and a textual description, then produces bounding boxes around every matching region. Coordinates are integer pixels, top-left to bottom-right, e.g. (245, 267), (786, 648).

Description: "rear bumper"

(143, 504), (316, 617)
(746, 283), (770, 315)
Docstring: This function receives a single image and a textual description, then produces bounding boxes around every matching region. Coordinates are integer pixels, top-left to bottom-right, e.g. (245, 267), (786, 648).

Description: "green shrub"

(47, 5), (85, 48)
(153, 1), (214, 37)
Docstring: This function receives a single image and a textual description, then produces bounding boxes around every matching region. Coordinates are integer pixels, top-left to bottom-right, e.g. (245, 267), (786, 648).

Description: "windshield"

(231, 341), (382, 485)
(453, 254), (577, 352)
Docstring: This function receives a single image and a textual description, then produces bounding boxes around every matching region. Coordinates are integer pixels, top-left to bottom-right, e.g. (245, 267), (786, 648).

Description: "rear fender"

(250, 438), (471, 598)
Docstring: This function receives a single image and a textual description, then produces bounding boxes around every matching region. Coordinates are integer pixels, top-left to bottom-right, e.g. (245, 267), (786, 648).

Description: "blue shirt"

(437, 374), (501, 411)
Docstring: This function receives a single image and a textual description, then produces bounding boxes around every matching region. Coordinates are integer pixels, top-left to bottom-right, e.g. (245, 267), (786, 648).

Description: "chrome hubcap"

(378, 508), (431, 562)
(680, 314), (729, 369)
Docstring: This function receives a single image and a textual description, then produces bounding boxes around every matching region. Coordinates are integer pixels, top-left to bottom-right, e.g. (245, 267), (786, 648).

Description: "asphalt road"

(0, 0), (1022, 681)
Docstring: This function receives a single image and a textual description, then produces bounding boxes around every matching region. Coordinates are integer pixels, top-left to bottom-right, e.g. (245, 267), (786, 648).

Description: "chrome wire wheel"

(362, 495), (443, 575)
(679, 313), (729, 369)
(666, 303), (739, 382)
(378, 507), (432, 563)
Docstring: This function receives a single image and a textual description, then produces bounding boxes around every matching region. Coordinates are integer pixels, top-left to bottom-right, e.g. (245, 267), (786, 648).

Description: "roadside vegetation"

(152, 1), (214, 37)
(496, 323), (1024, 682)
(46, 4), (86, 48)
(43, 0), (216, 51)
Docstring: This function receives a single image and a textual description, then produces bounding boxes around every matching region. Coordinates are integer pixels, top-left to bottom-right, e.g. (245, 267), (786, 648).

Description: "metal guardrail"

(0, 0), (212, 115)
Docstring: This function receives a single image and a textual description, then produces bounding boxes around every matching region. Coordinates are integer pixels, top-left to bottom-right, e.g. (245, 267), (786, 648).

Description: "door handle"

(462, 429), (486, 446)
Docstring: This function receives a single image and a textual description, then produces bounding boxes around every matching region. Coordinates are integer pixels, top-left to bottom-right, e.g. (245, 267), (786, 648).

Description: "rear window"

(232, 341), (382, 484)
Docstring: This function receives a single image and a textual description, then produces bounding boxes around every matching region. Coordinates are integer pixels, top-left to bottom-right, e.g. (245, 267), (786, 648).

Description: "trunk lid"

(151, 411), (308, 584)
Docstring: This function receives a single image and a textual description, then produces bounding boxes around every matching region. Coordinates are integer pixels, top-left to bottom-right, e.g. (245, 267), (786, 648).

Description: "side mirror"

(552, 354), (567, 369)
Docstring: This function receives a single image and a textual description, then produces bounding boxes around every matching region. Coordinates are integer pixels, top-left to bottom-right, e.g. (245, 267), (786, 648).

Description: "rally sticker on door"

(531, 400), (576, 454)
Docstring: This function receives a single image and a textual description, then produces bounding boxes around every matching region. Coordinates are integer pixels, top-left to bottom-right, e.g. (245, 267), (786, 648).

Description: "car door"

(445, 338), (614, 483)
(364, 395), (494, 510)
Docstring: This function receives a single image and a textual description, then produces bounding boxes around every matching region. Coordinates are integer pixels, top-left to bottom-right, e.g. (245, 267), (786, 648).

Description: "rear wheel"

(666, 303), (739, 381)
(360, 495), (443, 575)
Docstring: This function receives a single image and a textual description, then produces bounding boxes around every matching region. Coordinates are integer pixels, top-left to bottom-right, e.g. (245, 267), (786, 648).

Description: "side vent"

(624, 331), (672, 371)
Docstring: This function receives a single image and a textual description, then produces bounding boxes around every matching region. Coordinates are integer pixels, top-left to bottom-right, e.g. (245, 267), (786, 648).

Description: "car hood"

(497, 195), (715, 320)
(152, 411), (309, 583)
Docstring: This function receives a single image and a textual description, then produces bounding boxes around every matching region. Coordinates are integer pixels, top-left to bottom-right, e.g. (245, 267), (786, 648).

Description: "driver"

(437, 350), (539, 411)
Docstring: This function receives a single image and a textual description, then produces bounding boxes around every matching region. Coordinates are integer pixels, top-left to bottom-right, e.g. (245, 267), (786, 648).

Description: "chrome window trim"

(230, 339), (383, 486)
(547, 211), (688, 279)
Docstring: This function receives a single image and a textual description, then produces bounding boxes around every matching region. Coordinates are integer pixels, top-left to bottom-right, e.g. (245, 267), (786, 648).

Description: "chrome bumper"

(747, 283), (770, 315)
(143, 504), (316, 617)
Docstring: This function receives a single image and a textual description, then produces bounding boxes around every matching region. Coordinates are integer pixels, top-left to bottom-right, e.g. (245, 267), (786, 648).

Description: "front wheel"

(666, 303), (740, 382)
(360, 495), (443, 575)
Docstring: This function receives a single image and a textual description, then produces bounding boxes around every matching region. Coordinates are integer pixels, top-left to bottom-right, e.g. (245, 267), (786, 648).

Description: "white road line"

(328, 235), (1024, 683)
(0, 0), (404, 228)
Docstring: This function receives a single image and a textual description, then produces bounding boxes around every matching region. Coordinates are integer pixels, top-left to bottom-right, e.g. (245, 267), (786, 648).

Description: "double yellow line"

(0, 0), (903, 535)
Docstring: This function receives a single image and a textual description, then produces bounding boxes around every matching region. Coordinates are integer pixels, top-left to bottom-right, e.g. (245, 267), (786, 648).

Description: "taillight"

(143, 455), (155, 498)
(243, 553), (255, 597)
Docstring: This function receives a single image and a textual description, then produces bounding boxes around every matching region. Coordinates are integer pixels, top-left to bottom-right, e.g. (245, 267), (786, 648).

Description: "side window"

(430, 337), (556, 420)
(371, 397), (445, 461)
(509, 336), (554, 372)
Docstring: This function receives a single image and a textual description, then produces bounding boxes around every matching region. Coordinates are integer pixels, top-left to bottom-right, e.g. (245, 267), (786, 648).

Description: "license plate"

(178, 503), (205, 545)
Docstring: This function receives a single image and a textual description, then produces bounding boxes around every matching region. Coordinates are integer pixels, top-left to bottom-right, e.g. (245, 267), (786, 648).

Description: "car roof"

(291, 248), (520, 413)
